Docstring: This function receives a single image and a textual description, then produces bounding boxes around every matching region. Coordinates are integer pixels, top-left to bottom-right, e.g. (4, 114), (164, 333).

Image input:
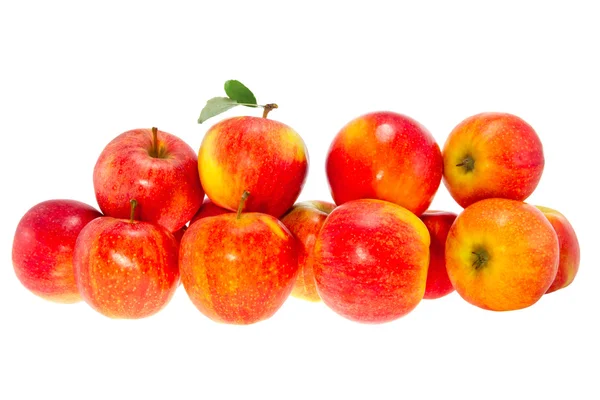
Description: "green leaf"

(224, 80), (257, 107)
(198, 97), (239, 124)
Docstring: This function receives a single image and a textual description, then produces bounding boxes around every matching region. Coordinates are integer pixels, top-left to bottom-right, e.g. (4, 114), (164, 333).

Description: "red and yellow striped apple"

(281, 200), (335, 302)
(313, 199), (430, 323)
(420, 210), (457, 300)
(94, 127), (204, 232)
(326, 111), (442, 216)
(12, 199), (102, 303)
(198, 117), (308, 218)
(179, 193), (299, 324)
(442, 113), (544, 208)
(189, 197), (231, 226)
(73, 200), (179, 319)
(445, 198), (559, 311)
(536, 206), (580, 294)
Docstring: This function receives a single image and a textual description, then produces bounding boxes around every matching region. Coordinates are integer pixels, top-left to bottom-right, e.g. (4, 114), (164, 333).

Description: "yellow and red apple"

(281, 200), (335, 302)
(12, 199), (102, 303)
(326, 111), (443, 216)
(536, 206), (580, 293)
(198, 117), (308, 218)
(445, 198), (559, 311)
(442, 113), (545, 208)
(420, 210), (457, 299)
(313, 199), (430, 323)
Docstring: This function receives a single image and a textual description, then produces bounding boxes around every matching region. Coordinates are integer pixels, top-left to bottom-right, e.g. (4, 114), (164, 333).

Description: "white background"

(1, 1), (598, 399)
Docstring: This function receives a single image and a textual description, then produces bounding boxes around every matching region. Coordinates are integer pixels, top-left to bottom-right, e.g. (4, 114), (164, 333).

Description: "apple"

(536, 206), (580, 293)
(73, 200), (179, 319)
(179, 192), (298, 324)
(189, 197), (231, 225)
(280, 200), (336, 302)
(420, 210), (457, 299)
(313, 199), (430, 323)
(198, 116), (308, 218)
(445, 198), (559, 311)
(12, 199), (102, 303)
(442, 112), (544, 208)
(94, 127), (204, 232)
(325, 111), (443, 216)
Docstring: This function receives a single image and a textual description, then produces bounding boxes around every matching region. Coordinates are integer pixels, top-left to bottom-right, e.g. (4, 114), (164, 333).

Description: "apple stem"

(150, 127), (159, 158)
(262, 103), (278, 119)
(456, 155), (475, 173)
(130, 199), (138, 223)
(236, 191), (250, 219)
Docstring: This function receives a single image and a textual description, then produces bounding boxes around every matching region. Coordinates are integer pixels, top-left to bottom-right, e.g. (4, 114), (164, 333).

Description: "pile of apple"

(12, 81), (580, 324)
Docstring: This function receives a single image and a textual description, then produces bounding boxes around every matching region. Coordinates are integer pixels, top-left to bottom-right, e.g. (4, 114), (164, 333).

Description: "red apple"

(180, 192), (298, 324)
(73, 200), (179, 319)
(313, 199), (430, 323)
(198, 116), (309, 218)
(189, 197), (231, 225)
(420, 210), (457, 299)
(12, 199), (102, 303)
(94, 127), (204, 232)
(326, 111), (443, 216)
(536, 206), (580, 293)
(442, 113), (544, 208)
(280, 200), (335, 302)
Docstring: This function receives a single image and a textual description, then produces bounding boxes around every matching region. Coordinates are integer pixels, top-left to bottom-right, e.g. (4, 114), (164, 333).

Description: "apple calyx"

(262, 103), (278, 119)
(471, 248), (490, 270)
(129, 199), (138, 223)
(456, 155), (475, 173)
(236, 190), (250, 219)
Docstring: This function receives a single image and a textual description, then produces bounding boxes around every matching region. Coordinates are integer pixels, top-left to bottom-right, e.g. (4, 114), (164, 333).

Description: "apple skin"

(94, 128), (204, 232)
(73, 215), (179, 319)
(442, 113), (544, 208)
(313, 199), (430, 323)
(198, 116), (309, 218)
(420, 210), (457, 299)
(180, 212), (298, 324)
(536, 206), (580, 293)
(445, 198), (559, 311)
(189, 197), (231, 226)
(12, 200), (102, 303)
(280, 200), (336, 302)
(326, 111), (443, 216)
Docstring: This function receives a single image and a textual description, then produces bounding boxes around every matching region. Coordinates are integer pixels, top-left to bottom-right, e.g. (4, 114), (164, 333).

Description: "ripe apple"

(445, 198), (559, 311)
(325, 111), (442, 216)
(73, 200), (179, 319)
(313, 199), (430, 323)
(12, 199), (102, 303)
(94, 127), (204, 232)
(442, 112), (544, 208)
(189, 197), (231, 225)
(180, 192), (298, 324)
(280, 200), (336, 302)
(198, 116), (308, 218)
(420, 210), (457, 299)
(536, 206), (580, 293)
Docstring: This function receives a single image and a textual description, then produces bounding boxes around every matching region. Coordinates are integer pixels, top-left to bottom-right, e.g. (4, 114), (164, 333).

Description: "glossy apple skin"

(420, 210), (457, 299)
(73, 216), (179, 319)
(313, 199), (430, 323)
(536, 206), (580, 293)
(189, 198), (231, 226)
(198, 116), (309, 218)
(281, 200), (336, 302)
(94, 128), (204, 232)
(180, 212), (298, 324)
(446, 199), (559, 311)
(12, 200), (102, 303)
(326, 111), (443, 216)
(442, 113), (544, 208)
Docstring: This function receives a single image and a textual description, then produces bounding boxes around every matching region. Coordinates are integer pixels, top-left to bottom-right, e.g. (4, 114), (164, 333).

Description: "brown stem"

(456, 155), (475, 173)
(237, 191), (250, 219)
(151, 127), (159, 157)
(129, 199), (138, 223)
(262, 103), (278, 119)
